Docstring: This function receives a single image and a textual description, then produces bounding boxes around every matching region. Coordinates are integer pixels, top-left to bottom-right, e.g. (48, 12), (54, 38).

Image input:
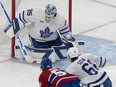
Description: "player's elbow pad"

(99, 56), (107, 68)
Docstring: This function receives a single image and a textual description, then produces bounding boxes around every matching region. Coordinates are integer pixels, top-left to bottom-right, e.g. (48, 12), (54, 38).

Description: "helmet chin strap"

(45, 18), (51, 23)
(45, 13), (56, 22)
(45, 16), (54, 22)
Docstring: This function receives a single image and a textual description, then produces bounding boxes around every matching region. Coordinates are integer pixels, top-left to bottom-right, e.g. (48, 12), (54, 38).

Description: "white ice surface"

(0, 0), (116, 87)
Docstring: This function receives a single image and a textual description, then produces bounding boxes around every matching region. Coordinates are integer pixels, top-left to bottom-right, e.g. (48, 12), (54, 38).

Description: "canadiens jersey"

(38, 68), (80, 87)
(16, 8), (71, 42)
(66, 53), (108, 86)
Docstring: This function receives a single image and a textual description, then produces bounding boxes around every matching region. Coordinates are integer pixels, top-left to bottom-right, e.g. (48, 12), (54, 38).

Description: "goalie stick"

(0, 1), (34, 63)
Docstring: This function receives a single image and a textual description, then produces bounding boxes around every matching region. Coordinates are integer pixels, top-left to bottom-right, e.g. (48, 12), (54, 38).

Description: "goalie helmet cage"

(0, 0), (72, 57)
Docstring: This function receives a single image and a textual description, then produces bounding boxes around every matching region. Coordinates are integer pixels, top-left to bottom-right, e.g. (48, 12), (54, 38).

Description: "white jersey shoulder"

(17, 8), (67, 42)
(80, 53), (107, 68)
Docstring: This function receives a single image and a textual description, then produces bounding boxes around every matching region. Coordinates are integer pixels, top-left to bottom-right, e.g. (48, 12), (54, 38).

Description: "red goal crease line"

(91, 0), (116, 8)
(0, 57), (12, 64)
(79, 20), (116, 35)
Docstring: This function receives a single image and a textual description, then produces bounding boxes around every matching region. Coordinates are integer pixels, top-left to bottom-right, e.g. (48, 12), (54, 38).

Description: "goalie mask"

(40, 58), (52, 70)
(45, 4), (57, 22)
(67, 47), (80, 62)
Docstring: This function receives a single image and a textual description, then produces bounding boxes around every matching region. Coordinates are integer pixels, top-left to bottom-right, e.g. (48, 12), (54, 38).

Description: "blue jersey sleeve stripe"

(101, 58), (106, 67)
(60, 28), (70, 34)
(60, 30), (70, 35)
(19, 13), (25, 26)
(59, 26), (68, 32)
(88, 72), (107, 87)
(99, 57), (102, 67)
(22, 11), (27, 23)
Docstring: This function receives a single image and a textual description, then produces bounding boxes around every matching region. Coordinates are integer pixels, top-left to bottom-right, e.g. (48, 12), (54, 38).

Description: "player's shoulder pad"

(55, 14), (66, 24)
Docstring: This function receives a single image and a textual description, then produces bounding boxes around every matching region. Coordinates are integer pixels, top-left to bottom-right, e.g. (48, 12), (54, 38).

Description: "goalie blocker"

(4, 18), (21, 38)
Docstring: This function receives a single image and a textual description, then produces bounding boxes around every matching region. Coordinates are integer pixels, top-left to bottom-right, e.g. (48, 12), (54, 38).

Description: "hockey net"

(1, 0), (114, 60)
(0, 0), (12, 57)
(0, 0), (72, 58)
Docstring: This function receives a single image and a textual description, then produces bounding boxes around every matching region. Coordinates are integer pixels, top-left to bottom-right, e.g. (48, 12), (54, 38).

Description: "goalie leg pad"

(25, 46), (56, 63)
(15, 45), (68, 63)
(52, 46), (67, 60)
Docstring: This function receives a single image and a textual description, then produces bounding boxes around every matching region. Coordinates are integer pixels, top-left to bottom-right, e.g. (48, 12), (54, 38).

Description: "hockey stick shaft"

(0, 1), (12, 23)
(0, 1), (33, 63)
(0, 1), (13, 32)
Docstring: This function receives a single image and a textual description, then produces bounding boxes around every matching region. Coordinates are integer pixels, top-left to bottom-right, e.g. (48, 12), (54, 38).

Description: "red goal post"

(11, 0), (15, 57)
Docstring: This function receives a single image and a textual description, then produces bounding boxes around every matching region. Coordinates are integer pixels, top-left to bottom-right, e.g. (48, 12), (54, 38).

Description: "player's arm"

(95, 56), (107, 68)
(16, 8), (34, 28)
(59, 20), (75, 42)
(5, 8), (35, 38)
(59, 19), (85, 53)
(58, 20), (76, 48)
(89, 53), (107, 68)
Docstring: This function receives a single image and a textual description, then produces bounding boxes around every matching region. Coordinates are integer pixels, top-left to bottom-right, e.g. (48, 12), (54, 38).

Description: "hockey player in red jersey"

(38, 58), (80, 87)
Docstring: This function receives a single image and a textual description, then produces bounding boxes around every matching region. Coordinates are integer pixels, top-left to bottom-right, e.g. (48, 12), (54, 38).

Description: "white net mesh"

(0, 0), (12, 56)
(0, 0), (22, 57)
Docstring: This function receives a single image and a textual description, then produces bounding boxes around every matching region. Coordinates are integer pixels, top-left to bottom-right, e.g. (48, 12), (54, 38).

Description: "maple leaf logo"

(40, 27), (53, 38)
